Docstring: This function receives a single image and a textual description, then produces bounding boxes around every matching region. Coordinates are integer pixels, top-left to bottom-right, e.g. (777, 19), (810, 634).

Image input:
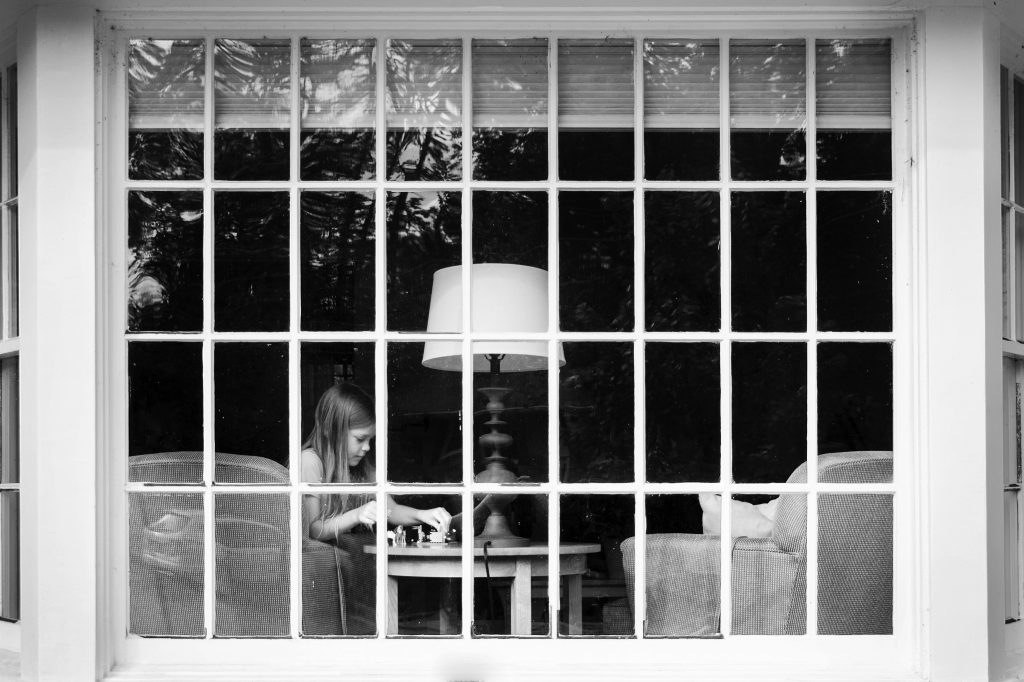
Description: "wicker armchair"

(128, 452), (354, 637)
(621, 451), (893, 636)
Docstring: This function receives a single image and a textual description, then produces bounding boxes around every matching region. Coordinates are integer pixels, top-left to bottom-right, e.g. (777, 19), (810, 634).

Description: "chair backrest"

(774, 450), (893, 635)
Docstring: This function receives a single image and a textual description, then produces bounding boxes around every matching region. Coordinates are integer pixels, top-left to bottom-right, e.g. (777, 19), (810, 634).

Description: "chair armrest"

(301, 537), (346, 636)
(731, 537), (802, 635)
(623, 533), (722, 637)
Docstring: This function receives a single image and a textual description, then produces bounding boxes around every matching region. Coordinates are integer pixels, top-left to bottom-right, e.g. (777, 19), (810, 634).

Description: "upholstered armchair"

(621, 450), (893, 636)
(128, 452), (357, 637)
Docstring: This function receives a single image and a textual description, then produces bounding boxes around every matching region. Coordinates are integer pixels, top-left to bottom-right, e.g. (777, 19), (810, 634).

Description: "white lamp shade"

(421, 264), (565, 372)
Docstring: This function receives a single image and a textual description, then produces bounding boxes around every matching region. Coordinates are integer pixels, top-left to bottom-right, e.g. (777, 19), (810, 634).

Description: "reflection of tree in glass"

(386, 40), (462, 181)
(386, 191), (461, 331)
(301, 192), (375, 331)
(128, 192), (203, 332)
(472, 191), (547, 268)
(127, 39), (205, 179)
(300, 40), (376, 180)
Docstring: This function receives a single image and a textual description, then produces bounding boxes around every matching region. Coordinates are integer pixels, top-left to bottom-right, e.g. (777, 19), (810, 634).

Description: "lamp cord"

(482, 541), (499, 626)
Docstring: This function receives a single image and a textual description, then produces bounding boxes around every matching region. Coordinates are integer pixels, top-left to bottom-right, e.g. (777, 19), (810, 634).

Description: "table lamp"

(422, 264), (564, 547)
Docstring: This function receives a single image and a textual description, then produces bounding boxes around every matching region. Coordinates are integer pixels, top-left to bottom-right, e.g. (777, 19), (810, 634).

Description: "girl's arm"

(385, 495), (452, 533)
(304, 493), (376, 541)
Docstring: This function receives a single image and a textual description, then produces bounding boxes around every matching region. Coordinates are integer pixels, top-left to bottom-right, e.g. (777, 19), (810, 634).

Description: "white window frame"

(98, 9), (921, 681)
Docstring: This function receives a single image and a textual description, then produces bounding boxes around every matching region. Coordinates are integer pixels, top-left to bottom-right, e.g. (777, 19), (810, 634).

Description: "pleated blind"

(386, 39), (462, 130)
(214, 39), (291, 130)
(128, 39), (205, 131)
(471, 39), (547, 129)
(816, 39), (891, 130)
(643, 40), (719, 129)
(301, 39), (376, 129)
(729, 39), (806, 130)
(558, 39), (634, 129)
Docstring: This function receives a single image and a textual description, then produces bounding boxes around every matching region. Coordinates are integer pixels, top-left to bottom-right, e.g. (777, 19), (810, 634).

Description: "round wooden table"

(365, 541), (600, 635)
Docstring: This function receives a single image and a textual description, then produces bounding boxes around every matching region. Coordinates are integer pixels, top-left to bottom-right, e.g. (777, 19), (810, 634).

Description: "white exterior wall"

(0, 0), (1013, 679)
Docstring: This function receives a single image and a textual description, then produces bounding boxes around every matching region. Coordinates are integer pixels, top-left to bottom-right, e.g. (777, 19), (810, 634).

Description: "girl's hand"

(417, 507), (452, 534)
(354, 501), (378, 527)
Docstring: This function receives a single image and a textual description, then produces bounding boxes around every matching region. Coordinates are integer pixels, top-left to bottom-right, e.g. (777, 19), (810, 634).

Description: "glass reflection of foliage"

(559, 192), (634, 332)
(386, 191), (461, 332)
(645, 342), (719, 483)
(646, 494), (703, 534)
(817, 131), (890, 181)
(818, 342), (893, 463)
(301, 192), (375, 332)
(730, 40), (806, 180)
(214, 343), (289, 472)
(214, 39), (291, 180)
(386, 40), (462, 181)
(645, 191), (720, 332)
(387, 343), (462, 484)
(731, 192), (806, 332)
(128, 39), (205, 180)
(560, 342), (633, 483)
(733, 343), (806, 484)
(128, 342), (203, 470)
(300, 39), (376, 181)
(128, 191), (203, 332)
(817, 192), (892, 332)
(472, 191), (547, 268)
(643, 40), (720, 181)
(300, 343), (376, 449)
(215, 192), (290, 332)
(473, 130), (547, 181)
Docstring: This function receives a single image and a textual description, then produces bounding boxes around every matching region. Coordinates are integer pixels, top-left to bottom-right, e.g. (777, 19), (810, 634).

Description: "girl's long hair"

(303, 382), (375, 521)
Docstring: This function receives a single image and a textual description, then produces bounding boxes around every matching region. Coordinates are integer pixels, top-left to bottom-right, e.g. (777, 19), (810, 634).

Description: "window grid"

(121, 32), (898, 641)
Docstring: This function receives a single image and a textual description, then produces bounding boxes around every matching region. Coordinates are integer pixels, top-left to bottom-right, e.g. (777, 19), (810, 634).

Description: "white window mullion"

(202, 35), (216, 639)
(546, 34), (560, 640)
(287, 35), (302, 639)
(460, 34), (473, 639)
(202, 337), (215, 639)
(719, 35), (734, 637)
(719, 338), (733, 636)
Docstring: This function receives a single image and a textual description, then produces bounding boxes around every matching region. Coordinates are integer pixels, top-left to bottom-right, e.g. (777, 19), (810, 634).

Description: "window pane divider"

(287, 35), (302, 640)
(718, 35), (733, 637)
(201, 34), (216, 641)
(632, 33), (647, 638)
(460, 35), (474, 640)
(805, 35), (820, 636)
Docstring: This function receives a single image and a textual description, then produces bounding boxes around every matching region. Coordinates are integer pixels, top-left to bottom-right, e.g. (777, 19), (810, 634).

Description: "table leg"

(564, 574), (583, 635)
(510, 558), (532, 635)
(387, 576), (399, 636)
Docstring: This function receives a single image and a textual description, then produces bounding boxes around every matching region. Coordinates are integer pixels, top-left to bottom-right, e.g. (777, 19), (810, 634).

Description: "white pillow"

(698, 494), (778, 538)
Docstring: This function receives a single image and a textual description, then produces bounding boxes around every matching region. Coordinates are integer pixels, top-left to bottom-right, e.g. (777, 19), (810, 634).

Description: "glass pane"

(558, 40), (634, 181)
(214, 39), (291, 180)
(0, 357), (17, 484)
(1007, 491), (1021, 622)
(646, 342), (719, 483)
(301, 493), (377, 636)
(731, 192), (805, 332)
(559, 191), (634, 332)
(128, 342), (203, 483)
(643, 494), (717, 637)
(472, 341), (548, 484)
(0, 490), (17, 621)
(1004, 357), (1022, 487)
(645, 191), (720, 332)
(388, 342), (462, 484)
(560, 342), (633, 483)
(731, 493), (803, 635)
(471, 493), (550, 637)
(300, 39), (376, 181)
(386, 40), (462, 181)
(473, 191), (547, 268)
(129, 492), (204, 637)
(730, 39), (806, 181)
(733, 343), (806, 484)
(817, 191), (892, 332)
(818, 342), (893, 474)
(386, 191), (461, 332)
(1005, 207), (1013, 340)
(385, 493), (462, 636)
(818, 493), (892, 634)
(1015, 78), (1024, 203)
(128, 191), (203, 332)
(214, 343), (289, 482)
(5, 65), (15, 199)
(128, 39), (204, 181)
(644, 40), (720, 181)
(214, 192), (289, 332)
(1004, 66), (1010, 199)
(7, 205), (16, 337)
(300, 191), (375, 332)
(815, 39), (891, 181)
(214, 493), (290, 637)
(472, 39), (548, 181)
(558, 494), (633, 637)
(1016, 212), (1024, 344)
(300, 343), (376, 469)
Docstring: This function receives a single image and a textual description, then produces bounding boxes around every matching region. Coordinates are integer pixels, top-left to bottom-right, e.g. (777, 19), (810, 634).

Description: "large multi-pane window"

(0, 63), (19, 623)
(123, 35), (894, 641)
